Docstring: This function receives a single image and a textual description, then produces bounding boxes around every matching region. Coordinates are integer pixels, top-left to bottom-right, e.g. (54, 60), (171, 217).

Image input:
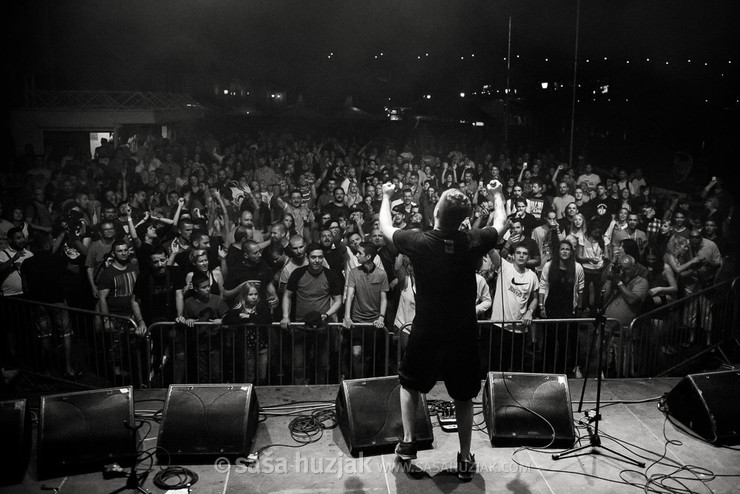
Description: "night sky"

(7, 0), (739, 169)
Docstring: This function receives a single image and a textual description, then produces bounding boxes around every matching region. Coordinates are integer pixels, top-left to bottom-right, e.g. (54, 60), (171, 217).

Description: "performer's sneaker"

(457, 452), (476, 482)
(395, 441), (417, 461)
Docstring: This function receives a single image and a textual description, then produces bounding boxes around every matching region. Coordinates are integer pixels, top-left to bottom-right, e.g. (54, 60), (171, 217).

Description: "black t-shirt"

(392, 227), (499, 339)
(133, 266), (185, 323)
(544, 267), (575, 317)
(224, 259), (274, 295)
(20, 251), (67, 303)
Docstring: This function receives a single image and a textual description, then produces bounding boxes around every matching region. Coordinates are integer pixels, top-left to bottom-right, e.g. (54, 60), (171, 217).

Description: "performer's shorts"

(398, 322), (481, 401)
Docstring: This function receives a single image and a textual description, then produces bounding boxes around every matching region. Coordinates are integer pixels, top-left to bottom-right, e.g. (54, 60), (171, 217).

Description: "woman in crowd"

(184, 248), (224, 298)
(663, 234), (703, 346)
(564, 212), (587, 249)
(539, 238), (585, 375)
(282, 212), (298, 238)
(577, 220), (607, 315)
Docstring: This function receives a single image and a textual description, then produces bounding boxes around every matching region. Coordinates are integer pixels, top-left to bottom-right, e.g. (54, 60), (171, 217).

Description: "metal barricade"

(477, 317), (624, 377)
(0, 296), (142, 388)
(630, 277), (740, 377)
(146, 321), (392, 387)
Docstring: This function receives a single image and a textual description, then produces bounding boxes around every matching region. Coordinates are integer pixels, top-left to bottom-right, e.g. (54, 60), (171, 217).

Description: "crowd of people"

(0, 127), (736, 385)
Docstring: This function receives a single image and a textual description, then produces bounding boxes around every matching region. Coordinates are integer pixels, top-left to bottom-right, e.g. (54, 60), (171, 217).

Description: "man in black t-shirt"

(379, 180), (507, 482)
(223, 240), (279, 309)
(132, 247), (185, 384)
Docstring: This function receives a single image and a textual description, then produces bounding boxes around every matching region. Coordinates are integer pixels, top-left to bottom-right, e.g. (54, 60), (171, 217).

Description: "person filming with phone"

(601, 254), (648, 377)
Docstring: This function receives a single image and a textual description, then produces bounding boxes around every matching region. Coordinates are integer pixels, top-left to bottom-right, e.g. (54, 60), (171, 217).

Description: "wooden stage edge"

(2, 377), (740, 494)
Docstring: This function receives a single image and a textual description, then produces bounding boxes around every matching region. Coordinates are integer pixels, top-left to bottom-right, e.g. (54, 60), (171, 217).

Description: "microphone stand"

(110, 421), (149, 494)
(552, 289), (645, 467)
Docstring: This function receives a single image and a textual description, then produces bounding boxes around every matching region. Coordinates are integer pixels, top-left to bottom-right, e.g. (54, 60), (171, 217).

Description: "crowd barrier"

(629, 277), (740, 378)
(1, 278), (737, 389)
(146, 321), (391, 387)
(0, 297), (141, 388)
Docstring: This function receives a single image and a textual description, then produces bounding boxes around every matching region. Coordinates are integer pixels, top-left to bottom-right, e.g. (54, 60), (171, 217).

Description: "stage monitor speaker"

(157, 384), (260, 464)
(665, 369), (740, 445)
(482, 372), (575, 448)
(38, 387), (136, 480)
(336, 376), (434, 457)
(0, 399), (31, 485)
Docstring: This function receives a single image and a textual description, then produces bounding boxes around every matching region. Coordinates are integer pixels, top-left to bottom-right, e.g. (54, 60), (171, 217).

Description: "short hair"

(189, 248), (208, 264)
(241, 240), (259, 253)
(434, 188), (471, 231)
(150, 246), (168, 259)
(7, 227), (24, 239)
(111, 239), (129, 252)
(306, 242), (324, 255)
(191, 271), (210, 287)
(177, 217), (194, 229)
(233, 226), (250, 243)
(358, 242), (377, 259)
(270, 221), (287, 235)
(191, 229), (209, 244)
(511, 241), (530, 255)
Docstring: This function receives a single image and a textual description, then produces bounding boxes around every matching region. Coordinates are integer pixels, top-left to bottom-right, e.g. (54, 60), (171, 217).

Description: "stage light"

(460, 92), (465, 98)
(541, 82), (549, 89)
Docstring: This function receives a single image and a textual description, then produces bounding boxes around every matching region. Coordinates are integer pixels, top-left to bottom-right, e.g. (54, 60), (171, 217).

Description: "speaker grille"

(666, 370), (740, 445)
(38, 387), (136, 479)
(157, 384), (259, 463)
(483, 372), (575, 447)
(336, 376), (434, 456)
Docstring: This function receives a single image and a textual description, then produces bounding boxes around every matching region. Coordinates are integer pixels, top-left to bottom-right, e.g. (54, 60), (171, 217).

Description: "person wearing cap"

(379, 179), (507, 481)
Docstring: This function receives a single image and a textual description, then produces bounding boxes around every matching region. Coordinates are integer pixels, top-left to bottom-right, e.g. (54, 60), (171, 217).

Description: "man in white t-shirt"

(489, 242), (539, 372)
(576, 163), (601, 192)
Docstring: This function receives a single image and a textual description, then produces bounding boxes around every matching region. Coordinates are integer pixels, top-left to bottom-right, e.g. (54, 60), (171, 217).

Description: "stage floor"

(3, 377), (739, 494)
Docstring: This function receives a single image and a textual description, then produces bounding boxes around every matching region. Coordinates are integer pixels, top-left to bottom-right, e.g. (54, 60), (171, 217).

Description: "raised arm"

(485, 179), (508, 237)
(379, 183), (400, 244)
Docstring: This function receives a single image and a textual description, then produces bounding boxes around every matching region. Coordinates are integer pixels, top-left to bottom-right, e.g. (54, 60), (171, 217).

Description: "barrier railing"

(146, 322), (392, 387)
(0, 297), (142, 388)
(629, 277), (740, 377)
(3, 278), (737, 390)
(477, 317), (625, 377)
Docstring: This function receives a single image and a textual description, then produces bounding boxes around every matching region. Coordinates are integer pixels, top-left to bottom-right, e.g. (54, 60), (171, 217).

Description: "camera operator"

(601, 254), (649, 377)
